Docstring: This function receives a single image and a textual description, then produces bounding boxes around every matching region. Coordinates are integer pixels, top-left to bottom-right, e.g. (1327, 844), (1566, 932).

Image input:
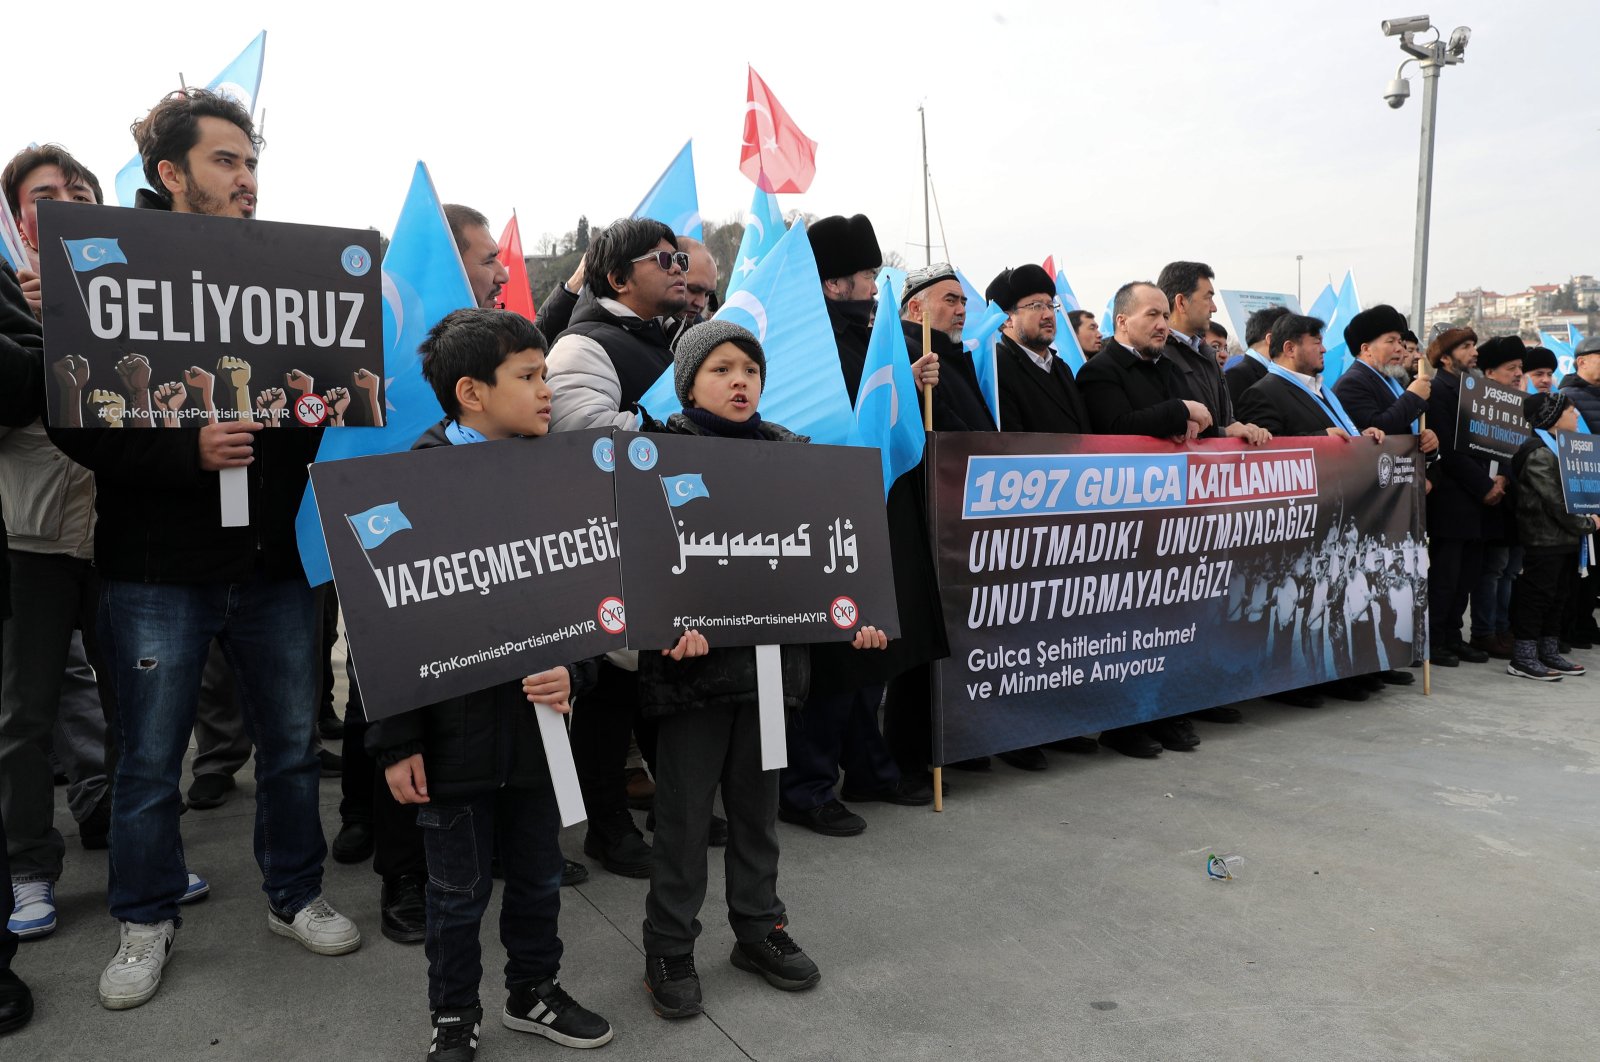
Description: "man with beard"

(779, 215), (940, 834)
(48, 88), (359, 1011)
(900, 263), (994, 432)
(1076, 282), (1213, 756)
(1331, 305), (1435, 443)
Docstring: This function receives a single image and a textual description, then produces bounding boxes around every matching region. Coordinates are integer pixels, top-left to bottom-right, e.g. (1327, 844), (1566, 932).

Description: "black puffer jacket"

(636, 412), (810, 718)
(366, 421), (597, 795)
(1558, 373), (1600, 434)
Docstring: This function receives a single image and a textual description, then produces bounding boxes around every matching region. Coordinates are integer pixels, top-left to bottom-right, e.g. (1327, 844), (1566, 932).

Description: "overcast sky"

(11, 1), (1598, 320)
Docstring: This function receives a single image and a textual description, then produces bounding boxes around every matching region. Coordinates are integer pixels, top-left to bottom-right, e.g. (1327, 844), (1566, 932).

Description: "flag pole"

(1416, 351), (1433, 697)
(921, 307), (939, 810)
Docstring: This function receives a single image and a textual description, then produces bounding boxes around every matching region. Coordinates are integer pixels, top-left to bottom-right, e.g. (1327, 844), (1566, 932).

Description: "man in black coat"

(1424, 327), (1498, 667)
(1331, 305), (1435, 441)
(899, 263), (995, 432)
(1156, 260), (1270, 448)
(1076, 282), (1217, 757)
(989, 264), (1089, 435)
(1557, 337), (1600, 432)
(779, 215), (939, 836)
(1224, 304), (1291, 406)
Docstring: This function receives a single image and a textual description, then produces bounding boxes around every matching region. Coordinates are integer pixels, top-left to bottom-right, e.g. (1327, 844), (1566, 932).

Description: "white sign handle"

(220, 466), (249, 526)
(535, 702), (587, 827)
(756, 644), (786, 770)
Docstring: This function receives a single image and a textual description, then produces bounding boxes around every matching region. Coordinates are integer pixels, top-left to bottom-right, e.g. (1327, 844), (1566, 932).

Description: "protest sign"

(309, 430), (626, 722)
(1454, 372), (1531, 462)
(928, 433), (1426, 764)
(1219, 290), (1301, 342)
(610, 431), (899, 648)
(39, 200), (382, 430)
(1554, 431), (1600, 515)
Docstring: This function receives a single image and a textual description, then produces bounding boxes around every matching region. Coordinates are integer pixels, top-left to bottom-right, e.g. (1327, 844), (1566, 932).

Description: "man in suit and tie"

(1225, 304), (1291, 406)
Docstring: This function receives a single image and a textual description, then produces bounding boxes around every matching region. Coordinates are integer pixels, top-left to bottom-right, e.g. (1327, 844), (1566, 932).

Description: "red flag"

(1042, 255), (1055, 277)
(739, 66), (818, 194)
(495, 212), (536, 322)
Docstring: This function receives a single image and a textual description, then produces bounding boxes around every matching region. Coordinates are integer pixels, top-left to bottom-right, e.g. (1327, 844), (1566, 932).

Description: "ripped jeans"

(99, 578), (324, 925)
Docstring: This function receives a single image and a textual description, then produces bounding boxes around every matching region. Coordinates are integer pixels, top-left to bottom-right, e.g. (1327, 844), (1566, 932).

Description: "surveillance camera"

(1384, 78), (1411, 109)
(1381, 15), (1431, 36)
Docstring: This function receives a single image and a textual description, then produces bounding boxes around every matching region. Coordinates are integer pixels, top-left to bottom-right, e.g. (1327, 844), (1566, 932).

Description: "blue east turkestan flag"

(632, 140), (702, 239)
(116, 31), (267, 207)
(295, 162), (474, 586)
(854, 277), (924, 498)
(635, 220), (857, 444)
(660, 474), (710, 507)
(349, 502), (412, 550)
(955, 267), (1004, 426)
(1307, 282), (1338, 326)
(1319, 270), (1361, 387)
(726, 185), (784, 299)
(62, 238), (127, 272)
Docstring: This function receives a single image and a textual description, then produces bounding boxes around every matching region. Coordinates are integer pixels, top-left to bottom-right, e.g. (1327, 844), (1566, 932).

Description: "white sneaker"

(9, 881), (57, 939)
(267, 895), (361, 955)
(99, 920), (177, 1010)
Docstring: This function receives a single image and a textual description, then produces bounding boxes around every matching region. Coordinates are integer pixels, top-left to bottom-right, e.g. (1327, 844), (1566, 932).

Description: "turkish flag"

(496, 212), (536, 323)
(1042, 255), (1055, 278)
(739, 66), (818, 194)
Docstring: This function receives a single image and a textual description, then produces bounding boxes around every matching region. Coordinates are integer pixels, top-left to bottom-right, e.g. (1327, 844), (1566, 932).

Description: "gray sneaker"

(99, 920), (177, 1010)
(267, 895), (362, 955)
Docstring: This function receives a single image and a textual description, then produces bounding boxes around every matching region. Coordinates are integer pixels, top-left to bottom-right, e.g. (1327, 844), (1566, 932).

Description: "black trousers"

(570, 662), (642, 833)
(779, 684), (895, 811)
(1428, 538), (1484, 650)
(1510, 552), (1576, 641)
(643, 702), (783, 956)
(341, 654), (426, 879)
(1, 771), (15, 973)
(883, 663), (935, 774)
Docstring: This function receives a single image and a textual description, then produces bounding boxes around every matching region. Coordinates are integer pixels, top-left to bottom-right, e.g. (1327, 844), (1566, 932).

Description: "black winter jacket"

(1558, 374), (1600, 435)
(1, 262), (45, 617)
(366, 420), (597, 795)
(636, 412), (810, 719)
(900, 320), (997, 432)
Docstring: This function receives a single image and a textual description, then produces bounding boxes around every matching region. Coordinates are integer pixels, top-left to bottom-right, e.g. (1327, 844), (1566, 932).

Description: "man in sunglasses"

(545, 217), (687, 877)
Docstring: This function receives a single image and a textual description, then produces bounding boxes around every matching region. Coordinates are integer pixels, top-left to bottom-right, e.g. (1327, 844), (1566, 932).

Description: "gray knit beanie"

(673, 319), (767, 405)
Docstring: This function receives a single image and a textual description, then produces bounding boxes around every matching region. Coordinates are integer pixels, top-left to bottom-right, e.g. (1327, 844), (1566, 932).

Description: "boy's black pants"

(644, 701), (784, 957)
(1510, 551), (1577, 641)
(416, 782), (564, 1010)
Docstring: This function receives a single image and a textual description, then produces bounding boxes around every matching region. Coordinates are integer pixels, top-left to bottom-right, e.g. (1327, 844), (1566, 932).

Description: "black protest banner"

(1454, 372), (1530, 461)
(1554, 431), (1600, 515)
(39, 200), (382, 430)
(309, 430), (625, 721)
(610, 431), (898, 648)
(928, 433), (1426, 764)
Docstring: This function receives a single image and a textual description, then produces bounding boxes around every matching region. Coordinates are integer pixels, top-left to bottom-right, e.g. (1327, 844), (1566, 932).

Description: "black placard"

(310, 431), (626, 721)
(610, 431), (900, 648)
(39, 200), (382, 429)
(1454, 372), (1531, 461)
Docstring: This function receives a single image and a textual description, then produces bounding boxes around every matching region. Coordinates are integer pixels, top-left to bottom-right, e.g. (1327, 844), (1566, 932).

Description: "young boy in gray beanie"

(1506, 391), (1600, 680)
(638, 320), (890, 1018)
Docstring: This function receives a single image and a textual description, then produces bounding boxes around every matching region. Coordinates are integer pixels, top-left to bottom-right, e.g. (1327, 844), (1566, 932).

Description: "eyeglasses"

(1015, 299), (1061, 314)
(631, 249), (690, 273)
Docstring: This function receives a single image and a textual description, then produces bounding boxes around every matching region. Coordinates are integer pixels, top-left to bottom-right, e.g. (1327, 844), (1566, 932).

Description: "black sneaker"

(777, 799), (865, 837)
(644, 953), (703, 1019)
(429, 1005), (481, 1062)
(561, 859), (590, 887)
(1507, 658), (1562, 682)
(331, 820), (374, 864)
(730, 927), (821, 991)
(503, 975), (614, 1048)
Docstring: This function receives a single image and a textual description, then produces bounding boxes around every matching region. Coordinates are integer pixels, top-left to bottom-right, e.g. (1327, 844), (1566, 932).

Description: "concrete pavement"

(6, 655), (1599, 1061)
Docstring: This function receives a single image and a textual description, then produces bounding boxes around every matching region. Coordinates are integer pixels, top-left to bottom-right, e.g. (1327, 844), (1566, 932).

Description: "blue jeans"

(1473, 546), (1517, 638)
(99, 578), (324, 925)
(416, 785), (564, 1010)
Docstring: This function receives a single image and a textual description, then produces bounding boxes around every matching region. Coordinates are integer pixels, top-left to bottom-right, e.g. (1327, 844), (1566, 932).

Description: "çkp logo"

(829, 595), (859, 630)
(597, 597), (627, 634)
(294, 392), (328, 426)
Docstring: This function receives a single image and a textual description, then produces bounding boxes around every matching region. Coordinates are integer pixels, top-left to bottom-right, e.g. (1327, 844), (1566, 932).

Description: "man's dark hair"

(1207, 320), (1228, 340)
(1067, 309), (1094, 332)
(419, 307), (548, 419)
(586, 217), (677, 300)
(2, 144), (103, 215)
(1112, 280), (1159, 321)
(1269, 314), (1325, 358)
(1244, 304), (1292, 349)
(1155, 261), (1215, 307)
(1401, 329), (1419, 345)
(132, 88), (262, 204)
(443, 203), (490, 254)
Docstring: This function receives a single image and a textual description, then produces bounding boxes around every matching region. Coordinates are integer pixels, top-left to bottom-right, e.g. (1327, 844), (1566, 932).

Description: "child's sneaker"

(267, 895), (362, 955)
(503, 975), (613, 1048)
(8, 882), (57, 939)
(729, 927), (821, 991)
(644, 953), (703, 1019)
(429, 1005), (481, 1062)
(98, 919), (176, 1010)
